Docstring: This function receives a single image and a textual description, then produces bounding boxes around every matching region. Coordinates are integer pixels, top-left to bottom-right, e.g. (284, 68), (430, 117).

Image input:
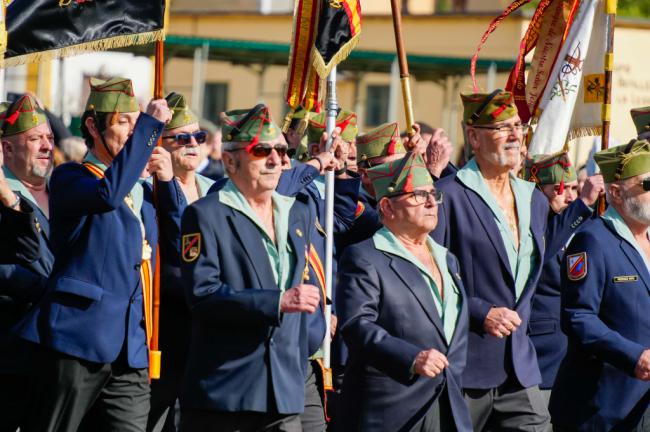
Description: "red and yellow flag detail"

(182, 233), (201, 263)
(354, 201), (365, 219)
(308, 244), (326, 307)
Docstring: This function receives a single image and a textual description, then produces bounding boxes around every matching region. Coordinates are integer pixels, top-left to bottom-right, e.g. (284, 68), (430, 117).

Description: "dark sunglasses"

(228, 144), (289, 158)
(163, 131), (208, 145)
(639, 177), (650, 191)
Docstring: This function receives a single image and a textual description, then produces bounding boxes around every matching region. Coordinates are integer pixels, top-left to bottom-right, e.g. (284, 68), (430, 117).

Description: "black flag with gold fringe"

(312, 0), (362, 78)
(4, 0), (166, 67)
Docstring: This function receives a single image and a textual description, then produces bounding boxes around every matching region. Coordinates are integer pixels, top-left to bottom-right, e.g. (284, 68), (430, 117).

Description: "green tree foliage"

(618, 0), (650, 18)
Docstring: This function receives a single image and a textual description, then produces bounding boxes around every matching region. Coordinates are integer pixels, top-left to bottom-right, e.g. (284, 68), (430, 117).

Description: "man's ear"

(609, 183), (622, 202)
(222, 150), (238, 175)
(466, 127), (480, 153)
(84, 116), (100, 140)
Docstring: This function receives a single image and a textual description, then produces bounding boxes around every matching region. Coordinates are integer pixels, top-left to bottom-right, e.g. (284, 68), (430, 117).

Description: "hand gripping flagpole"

(149, 38), (164, 380)
(599, 0), (616, 215)
(323, 67), (337, 384)
(389, 0), (415, 139)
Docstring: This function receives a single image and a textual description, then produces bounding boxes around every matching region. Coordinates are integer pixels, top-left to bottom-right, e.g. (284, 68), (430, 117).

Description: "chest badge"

(612, 275), (638, 283)
(181, 233), (201, 263)
(567, 252), (587, 281)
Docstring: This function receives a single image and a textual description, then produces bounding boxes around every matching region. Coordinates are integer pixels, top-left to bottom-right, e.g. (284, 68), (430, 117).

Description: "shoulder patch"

(567, 252), (587, 281)
(355, 201), (365, 219)
(182, 233), (201, 263)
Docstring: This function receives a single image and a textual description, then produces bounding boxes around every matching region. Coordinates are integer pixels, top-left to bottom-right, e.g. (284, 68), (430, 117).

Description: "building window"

(203, 83), (228, 123)
(366, 85), (390, 127)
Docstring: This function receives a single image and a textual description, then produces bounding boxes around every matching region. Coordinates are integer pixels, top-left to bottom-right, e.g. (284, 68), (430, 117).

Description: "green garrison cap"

(462, 90), (518, 125)
(306, 109), (358, 144)
(0, 95), (48, 137)
(220, 104), (282, 145)
(525, 151), (576, 186)
(356, 122), (406, 162)
(165, 93), (199, 130)
(367, 152), (433, 200)
(594, 139), (650, 183)
(630, 106), (650, 138)
(85, 77), (139, 114)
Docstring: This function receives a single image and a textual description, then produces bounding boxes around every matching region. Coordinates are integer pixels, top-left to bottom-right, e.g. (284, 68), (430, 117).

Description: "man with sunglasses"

(336, 152), (472, 431)
(550, 139), (650, 431)
(147, 93), (215, 432)
(524, 151), (604, 413)
(432, 90), (551, 431)
(179, 104), (319, 431)
(19, 77), (181, 432)
(0, 94), (55, 432)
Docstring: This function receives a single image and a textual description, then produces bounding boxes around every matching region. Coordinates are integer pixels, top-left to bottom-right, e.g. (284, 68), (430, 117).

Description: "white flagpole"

(323, 66), (337, 371)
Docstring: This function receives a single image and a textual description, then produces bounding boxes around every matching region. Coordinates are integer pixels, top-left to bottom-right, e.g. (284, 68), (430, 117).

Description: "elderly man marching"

(147, 92), (215, 432)
(550, 139), (650, 431)
(432, 90), (550, 431)
(179, 104), (319, 431)
(524, 151), (604, 410)
(19, 77), (181, 432)
(336, 152), (472, 432)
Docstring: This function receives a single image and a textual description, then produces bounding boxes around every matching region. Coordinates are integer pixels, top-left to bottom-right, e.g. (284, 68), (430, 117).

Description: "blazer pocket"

(528, 319), (557, 336)
(53, 277), (104, 302)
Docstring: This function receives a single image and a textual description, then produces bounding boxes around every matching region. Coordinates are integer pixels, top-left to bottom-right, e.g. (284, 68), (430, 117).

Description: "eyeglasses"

(227, 144), (289, 158)
(162, 131), (208, 145)
(639, 178), (650, 191)
(472, 123), (531, 137)
(389, 189), (444, 204)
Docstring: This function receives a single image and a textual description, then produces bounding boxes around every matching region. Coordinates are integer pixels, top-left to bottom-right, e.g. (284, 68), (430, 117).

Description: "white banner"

(528, 0), (606, 156)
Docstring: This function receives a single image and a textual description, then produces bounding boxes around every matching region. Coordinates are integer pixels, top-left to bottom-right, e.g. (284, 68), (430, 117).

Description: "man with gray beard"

(0, 94), (55, 432)
(432, 90), (551, 431)
(550, 139), (650, 431)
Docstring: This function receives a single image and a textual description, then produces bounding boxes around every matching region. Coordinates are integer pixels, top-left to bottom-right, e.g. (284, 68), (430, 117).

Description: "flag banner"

(470, 0), (532, 93)
(528, 0), (606, 156)
(506, 0), (578, 122)
(283, 0), (320, 132)
(5, 0), (166, 67)
(312, 0), (362, 79)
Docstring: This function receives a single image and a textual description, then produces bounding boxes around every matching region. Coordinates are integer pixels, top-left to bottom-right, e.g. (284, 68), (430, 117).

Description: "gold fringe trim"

(311, 33), (361, 79)
(567, 126), (602, 142)
(2, 29), (165, 68)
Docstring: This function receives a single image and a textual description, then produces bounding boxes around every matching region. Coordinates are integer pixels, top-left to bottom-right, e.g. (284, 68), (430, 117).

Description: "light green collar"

(84, 152), (108, 171)
(219, 180), (296, 243)
(603, 206), (650, 270)
(196, 173), (215, 198)
(2, 166), (44, 213)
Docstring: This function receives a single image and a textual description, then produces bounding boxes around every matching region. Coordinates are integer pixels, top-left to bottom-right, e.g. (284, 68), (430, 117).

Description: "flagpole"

(389, 0), (415, 139)
(599, 0), (616, 214)
(150, 39), (164, 380)
(323, 67), (337, 386)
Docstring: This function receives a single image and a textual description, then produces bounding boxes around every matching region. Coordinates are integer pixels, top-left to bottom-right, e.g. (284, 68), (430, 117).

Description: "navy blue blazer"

(432, 174), (548, 389)
(0, 199), (41, 265)
(550, 218), (650, 431)
(530, 199), (593, 389)
(179, 187), (314, 414)
(0, 194), (53, 375)
(19, 114), (179, 369)
(275, 164), (360, 356)
(337, 238), (472, 432)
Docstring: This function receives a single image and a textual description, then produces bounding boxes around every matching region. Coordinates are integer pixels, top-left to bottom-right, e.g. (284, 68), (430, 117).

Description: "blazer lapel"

(287, 214), (308, 288)
(464, 189), (513, 282)
(446, 254), (467, 348)
(619, 239), (650, 295)
(517, 216), (546, 306)
(388, 254), (446, 340)
(227, 211), (277, 289)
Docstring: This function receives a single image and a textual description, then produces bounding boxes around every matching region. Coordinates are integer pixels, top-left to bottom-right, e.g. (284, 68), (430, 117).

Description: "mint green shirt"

(219, 180), (296, 292)
(602, 206), (650, 272)
(373, 227), (462, 343)
(195, 173), (215, 199)
(2, 166), (45, 215)
(457, 158), (539, 301)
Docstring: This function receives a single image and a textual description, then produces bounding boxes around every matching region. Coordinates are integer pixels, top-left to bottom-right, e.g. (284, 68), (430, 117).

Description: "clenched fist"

(413, 349), (449, 378)
(146, 99), (172, 124)
(147, 147), (174, 181)
(280, 284), (320, 313)
(484, 307), (522, 338)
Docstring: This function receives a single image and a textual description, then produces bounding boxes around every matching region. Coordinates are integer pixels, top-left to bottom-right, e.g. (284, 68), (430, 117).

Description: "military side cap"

(594, 139), (650, 183)
(306, 109), (358, 144)
(165, 92), (199, 130)
(85, 77), (139, 113)
(0, 95), (48, 137)
(630, 106), (650, 139)
(220, 104), (282, 145)
(367, 152), (433, 200)
(462, 90), (518, 125)
(525, 151), (576, 186)
(356, 122), (406, 163)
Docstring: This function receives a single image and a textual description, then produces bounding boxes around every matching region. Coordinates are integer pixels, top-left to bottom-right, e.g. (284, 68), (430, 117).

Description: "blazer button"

(134, 264), (141, 270)
(130, 298), (136, 304)
(269, 338), (275, 345)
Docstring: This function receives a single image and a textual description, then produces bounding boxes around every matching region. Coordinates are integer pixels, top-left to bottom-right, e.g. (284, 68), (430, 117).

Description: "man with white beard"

(550, 139), (650, 431)
(147, 92), (214, 432)
(432, 90), (551, 431)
